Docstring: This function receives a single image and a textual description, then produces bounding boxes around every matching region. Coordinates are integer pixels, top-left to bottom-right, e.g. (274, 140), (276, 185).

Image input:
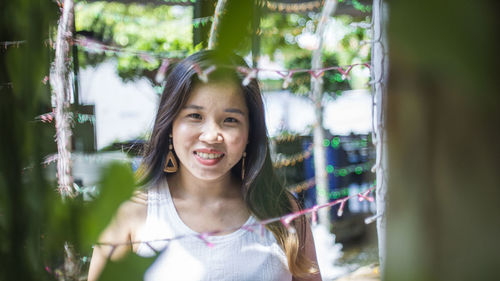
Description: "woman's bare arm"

(293, 217), (322, 281)
(87, 193), (147, 281)
(289, 197), (322, 281)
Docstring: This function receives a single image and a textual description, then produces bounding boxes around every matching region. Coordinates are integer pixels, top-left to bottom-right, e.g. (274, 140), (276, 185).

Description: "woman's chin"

(190, 169), (233, 182)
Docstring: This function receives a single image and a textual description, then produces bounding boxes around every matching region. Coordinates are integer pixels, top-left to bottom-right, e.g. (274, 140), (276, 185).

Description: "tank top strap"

(135, 184), (173, 257)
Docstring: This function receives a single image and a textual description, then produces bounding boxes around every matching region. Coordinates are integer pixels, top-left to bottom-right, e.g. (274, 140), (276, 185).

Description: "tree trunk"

(386, 1), (500, 280)
(311, 0), (338, 228)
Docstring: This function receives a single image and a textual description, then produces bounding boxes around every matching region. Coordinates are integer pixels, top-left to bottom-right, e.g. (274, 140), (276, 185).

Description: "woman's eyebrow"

(183, 104), (245, 116)
(183, 104), (203, 110)
(225, 108), (246, 116)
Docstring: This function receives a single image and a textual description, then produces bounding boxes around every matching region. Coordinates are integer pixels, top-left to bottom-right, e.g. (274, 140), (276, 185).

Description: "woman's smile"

(193, 149), (225, 166)
(171, 81), (249, 181)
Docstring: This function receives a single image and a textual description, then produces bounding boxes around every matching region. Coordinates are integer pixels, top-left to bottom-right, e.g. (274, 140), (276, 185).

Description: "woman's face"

(171, 82), (249, 182)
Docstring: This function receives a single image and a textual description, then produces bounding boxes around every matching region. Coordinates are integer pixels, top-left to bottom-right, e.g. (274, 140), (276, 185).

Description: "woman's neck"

(167, 169), (241, 203)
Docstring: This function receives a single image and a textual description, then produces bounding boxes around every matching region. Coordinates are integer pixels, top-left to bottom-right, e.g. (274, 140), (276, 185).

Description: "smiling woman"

(87, 50), (321, 281)
(172, 82), (249, 181)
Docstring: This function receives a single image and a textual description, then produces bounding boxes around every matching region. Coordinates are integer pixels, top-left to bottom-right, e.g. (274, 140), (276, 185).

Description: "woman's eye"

(224, 117), (238, 123)
(187, 113), (202, 120)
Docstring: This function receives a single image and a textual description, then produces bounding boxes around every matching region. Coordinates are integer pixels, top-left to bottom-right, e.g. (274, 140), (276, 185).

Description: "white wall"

(263, 89), (372, 137)
(79, 60), (158, 149)
(80, 61), (371, 149)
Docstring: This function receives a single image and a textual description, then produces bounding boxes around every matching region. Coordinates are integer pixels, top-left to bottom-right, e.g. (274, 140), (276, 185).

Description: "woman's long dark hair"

(139, 50), (317, 277)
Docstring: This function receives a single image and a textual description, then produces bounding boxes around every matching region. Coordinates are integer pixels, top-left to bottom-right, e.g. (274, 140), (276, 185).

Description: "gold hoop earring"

(164, 134), (178, 173)
(241, 152), (246, 180)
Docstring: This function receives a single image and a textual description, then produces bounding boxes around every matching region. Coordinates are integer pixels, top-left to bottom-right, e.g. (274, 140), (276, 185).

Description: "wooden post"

(386, 0), (500, 280)
(50, 0), (75, 197)
(311, 0), (338, 229)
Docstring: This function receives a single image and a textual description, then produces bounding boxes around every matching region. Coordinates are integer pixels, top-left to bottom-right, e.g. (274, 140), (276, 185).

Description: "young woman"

(88, 50), (321, 281)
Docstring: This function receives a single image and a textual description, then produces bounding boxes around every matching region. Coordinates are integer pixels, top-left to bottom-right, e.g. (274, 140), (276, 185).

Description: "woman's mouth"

(194, 150), (224, 165)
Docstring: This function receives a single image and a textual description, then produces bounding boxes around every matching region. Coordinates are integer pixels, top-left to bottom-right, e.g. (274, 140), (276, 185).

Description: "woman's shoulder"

(130, 189), (148, 205)
(115, 189), (148, 223)
(101, 189), (148, 245)
(89, 190), (150, 271)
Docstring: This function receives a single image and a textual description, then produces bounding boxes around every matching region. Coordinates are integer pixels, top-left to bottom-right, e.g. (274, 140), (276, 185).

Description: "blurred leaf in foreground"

(99, 253), (157, 281)
(80, 161), (135, 250)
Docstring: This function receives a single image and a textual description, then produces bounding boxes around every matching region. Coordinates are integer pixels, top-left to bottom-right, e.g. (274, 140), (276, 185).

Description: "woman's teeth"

(196, 152), (223, 159)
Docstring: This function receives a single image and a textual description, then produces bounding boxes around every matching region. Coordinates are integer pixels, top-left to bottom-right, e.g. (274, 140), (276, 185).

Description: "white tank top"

(135, 183), (292, 281)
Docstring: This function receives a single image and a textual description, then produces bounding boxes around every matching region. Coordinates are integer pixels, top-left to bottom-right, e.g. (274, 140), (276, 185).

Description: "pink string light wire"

(94, 186), (375, 254)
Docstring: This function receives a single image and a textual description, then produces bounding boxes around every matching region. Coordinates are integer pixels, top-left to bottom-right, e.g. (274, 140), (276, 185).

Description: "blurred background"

(2, 0), (499, 281)
(69, 1), (378, 279)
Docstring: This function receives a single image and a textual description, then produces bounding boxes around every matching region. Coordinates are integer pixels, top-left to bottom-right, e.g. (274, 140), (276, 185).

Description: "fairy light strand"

(34, 111), (95, 125)
(74, 38), (368, 81)
(37, 151), (372, 192)
(72, 37), (187, 60)
(94, 186), (375, 252)
(273, 143), (313, 168)
(71, 36), (370, 83)
(286, 173), (374, 199)
(265, 0), (323, 13)
(272, 134), (301, 144)
(287, 178), (316, 193)
(1, 40), (27, 50)
(273, 135), (371, 149)
(4, 37), (369, 87)
(285, 164), (373, 192)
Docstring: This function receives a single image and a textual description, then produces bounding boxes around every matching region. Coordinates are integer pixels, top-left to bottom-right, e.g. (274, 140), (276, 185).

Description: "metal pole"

(371, 0), (389, 273)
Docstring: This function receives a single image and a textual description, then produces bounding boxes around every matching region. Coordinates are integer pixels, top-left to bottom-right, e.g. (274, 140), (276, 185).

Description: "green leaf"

(99, 253), (157, 281)
(80, 161), (135, 249)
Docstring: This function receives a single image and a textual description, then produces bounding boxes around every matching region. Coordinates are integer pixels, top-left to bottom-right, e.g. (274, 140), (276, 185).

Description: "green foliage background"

(285, 54), (351, 96)
(1, 0), (57, 279)
(0, 2), (156, 279)
(75, 1), (198, 82)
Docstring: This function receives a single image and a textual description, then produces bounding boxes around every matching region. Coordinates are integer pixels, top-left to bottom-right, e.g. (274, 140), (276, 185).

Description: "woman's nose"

(199, 122), (224, 143)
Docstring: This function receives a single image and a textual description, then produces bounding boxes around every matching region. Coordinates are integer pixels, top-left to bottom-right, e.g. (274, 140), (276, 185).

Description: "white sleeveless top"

(135, 184), (292, 281)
